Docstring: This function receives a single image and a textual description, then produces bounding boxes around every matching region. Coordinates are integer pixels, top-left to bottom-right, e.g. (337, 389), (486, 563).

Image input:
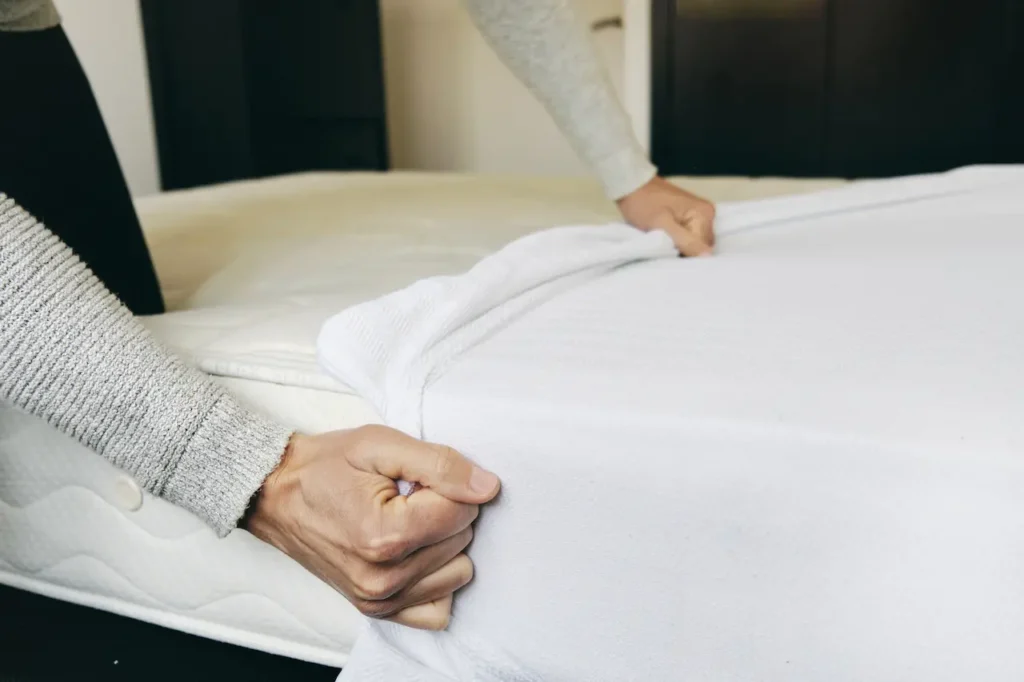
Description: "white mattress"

(0, 171), (847, 668)
(318, 166), (1024, 680)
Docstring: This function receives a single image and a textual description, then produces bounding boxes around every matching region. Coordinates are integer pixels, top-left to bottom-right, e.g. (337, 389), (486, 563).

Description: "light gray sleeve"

(463, 0), (657, 200)
(0, 0), (59, 31)
(0, 194), (293, 536)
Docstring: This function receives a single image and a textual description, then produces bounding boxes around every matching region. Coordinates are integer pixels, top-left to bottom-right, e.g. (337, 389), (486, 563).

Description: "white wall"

(54, 0), (646, 192)
(55, 0), (161, 196)
(380, 0), (634, 176)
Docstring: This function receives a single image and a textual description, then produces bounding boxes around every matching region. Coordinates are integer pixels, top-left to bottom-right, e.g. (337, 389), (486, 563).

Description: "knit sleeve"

(463, 0), (657, 200)
(0, 194), (293, 536)
(0, 0), (59, 31)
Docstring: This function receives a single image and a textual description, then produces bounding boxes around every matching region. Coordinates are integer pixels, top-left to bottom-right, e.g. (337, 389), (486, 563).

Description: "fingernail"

(470, 466), (499, 495)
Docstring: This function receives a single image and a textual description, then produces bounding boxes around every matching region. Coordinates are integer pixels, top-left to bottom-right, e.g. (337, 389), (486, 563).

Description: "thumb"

(354, 427), (500, 503)
(649, 211), (713, 258)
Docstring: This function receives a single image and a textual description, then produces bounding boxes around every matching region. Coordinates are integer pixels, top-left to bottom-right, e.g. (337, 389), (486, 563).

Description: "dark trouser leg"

(0, 26), (164, 315)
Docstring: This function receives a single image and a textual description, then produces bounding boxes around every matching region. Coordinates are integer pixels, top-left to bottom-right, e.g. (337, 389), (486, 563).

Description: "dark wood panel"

(826, 0), (1006, 177)
(995, 0), (1024, 163)
(651, 0), (1023, 178)
(140, 0), (389, 191)
(141, 0), (255, 190)
(241, 0), (388, 120)
(251, 118), (387, 176)
(654, 0), (829, 176)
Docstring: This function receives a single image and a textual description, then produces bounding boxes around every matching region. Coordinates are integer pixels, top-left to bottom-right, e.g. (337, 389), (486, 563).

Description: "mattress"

(0, 171), (846, 668)
(317, 166), (1024, 680)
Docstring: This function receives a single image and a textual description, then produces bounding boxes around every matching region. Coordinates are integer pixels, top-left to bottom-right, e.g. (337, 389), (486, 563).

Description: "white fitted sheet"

(0, 171), (848, 667)
(319, 166), (1024, 681)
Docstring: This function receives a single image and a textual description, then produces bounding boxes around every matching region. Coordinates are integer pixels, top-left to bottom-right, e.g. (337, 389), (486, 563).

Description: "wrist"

(600, 153), (657, 202)
(616, 175), (658, 208)
(241, 431), (305, 532)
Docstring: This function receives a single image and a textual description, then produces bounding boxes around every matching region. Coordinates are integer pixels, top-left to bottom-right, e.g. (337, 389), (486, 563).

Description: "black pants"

(0, 26), (164, 315)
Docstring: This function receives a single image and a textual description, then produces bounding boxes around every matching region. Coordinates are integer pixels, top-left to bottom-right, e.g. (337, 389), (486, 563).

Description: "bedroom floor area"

(0, 585), (340, 681)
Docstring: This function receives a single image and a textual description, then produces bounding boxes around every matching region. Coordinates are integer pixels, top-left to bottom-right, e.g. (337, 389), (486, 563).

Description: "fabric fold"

(317, 223), (677, 437)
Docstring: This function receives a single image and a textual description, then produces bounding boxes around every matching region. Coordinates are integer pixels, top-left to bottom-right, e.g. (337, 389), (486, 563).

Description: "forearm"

(463, 0), (656, 199)
(0, 194), (292, 536)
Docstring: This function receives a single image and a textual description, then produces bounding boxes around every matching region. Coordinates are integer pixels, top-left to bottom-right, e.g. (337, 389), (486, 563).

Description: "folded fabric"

(318, 222), (678, 437)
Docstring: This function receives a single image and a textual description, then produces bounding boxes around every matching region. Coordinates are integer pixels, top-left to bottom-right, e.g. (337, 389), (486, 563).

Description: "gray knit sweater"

(0, 0), (657, 536)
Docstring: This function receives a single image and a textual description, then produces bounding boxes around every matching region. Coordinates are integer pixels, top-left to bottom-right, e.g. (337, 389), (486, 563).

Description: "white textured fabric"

(317, 223), (678, 435)
(318, 166), (1024, 681)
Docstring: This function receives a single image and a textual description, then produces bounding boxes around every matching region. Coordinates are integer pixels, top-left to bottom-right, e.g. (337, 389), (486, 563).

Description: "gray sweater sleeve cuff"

(0, 194), (293, 536)
(163, 394), (292, 535)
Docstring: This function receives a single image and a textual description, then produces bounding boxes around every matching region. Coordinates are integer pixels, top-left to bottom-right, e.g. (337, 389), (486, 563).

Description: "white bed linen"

(0, 172), (847, 667)
(318, 166), (1024, 681)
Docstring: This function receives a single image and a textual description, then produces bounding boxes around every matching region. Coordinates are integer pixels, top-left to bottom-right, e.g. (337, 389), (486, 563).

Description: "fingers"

(351, 425), (500, 503)
(385, 554), (475, 631)
(649, 212), (714, 258)
(395, 553), (475, 610)
(389, 489), (480, 554)
(351, 489), (476, 564)
(348, 548), (471, 626)
(351, 524), (474, 599)
(246, 426), (489, 635)
(397, 525), (474, 584)
(677, 203), (716, 248)
(388, 594), (454, 631)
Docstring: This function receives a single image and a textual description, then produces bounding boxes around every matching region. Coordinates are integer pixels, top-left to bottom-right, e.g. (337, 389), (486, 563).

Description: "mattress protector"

(0, 171), (847, 668)
(317, 166), (1024, 680)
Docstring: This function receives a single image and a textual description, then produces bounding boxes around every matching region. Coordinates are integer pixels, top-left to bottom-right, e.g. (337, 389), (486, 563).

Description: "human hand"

(617, 176), (716, 257)
(245, 425), (500, 630)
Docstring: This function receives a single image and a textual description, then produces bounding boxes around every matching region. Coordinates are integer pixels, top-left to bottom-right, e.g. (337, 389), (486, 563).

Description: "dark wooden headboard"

(140, 0), (389, 192)
(651, 0), (1023, 178)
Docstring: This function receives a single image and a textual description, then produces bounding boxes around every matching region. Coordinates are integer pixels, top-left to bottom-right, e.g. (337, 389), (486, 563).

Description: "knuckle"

(452, 553), (475, 585)
(456, 525), (475, 551)
(432, 445), (460, 480)
(360, 533), (409, 563)
(353, 569), (403, 601)
(448, 548), (475, 581)
(356, 598), (396, 619)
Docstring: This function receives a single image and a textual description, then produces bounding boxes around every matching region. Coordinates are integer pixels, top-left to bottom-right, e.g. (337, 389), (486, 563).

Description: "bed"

(0, 171), (846, 669)
(5, 0), (1022, 675)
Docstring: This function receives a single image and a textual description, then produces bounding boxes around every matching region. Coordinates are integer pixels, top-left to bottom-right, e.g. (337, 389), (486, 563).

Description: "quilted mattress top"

(138, 172), (848, 392)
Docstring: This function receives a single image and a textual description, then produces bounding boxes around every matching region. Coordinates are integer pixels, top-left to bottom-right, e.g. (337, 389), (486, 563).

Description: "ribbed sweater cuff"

(162, 395), (294, 537)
